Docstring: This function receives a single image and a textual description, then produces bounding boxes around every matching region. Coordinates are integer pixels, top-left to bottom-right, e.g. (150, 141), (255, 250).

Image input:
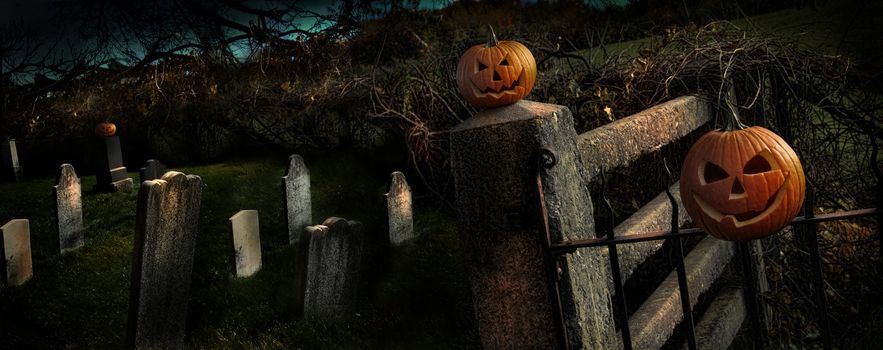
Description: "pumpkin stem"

(722, 85), (748, 131)
(485, 24), (499, 48)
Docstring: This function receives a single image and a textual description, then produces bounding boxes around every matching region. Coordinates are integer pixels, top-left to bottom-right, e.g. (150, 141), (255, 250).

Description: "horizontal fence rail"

(577, 95), (711, 181)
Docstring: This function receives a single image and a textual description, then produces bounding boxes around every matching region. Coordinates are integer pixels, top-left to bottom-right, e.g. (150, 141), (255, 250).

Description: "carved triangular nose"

(493, 70), (502, 81)
(731, 178), (745, 194)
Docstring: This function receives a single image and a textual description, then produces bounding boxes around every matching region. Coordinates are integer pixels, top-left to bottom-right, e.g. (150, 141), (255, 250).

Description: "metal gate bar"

(600, 168), (633, 350)
(800, 186), (833, 350)
(548, 208), (877, 251)
(738, 241), (766, 350)
(664, 160), (697, 350)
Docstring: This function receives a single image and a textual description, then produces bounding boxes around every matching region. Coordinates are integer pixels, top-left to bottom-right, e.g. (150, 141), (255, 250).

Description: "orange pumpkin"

(680, 99), (805, 241)
(456, 25), (536, 109)
(95, 122), (117, 137)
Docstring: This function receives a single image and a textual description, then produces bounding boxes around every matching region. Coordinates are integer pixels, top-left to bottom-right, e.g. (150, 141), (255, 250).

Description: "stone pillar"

(1, 138), (22, 182)
(139, 159), (167, 183)
(283, 154), (311, 244)
(386, 171), (414, 246)
(450, 100), (615, 349)
(54, 164), (85, 254)
(1, 219), (33, 287)
(126, 171), (203, 349)
(94, 135), (133, 192)
(229, 210), (262, 278)
(301, 217), (363, 319)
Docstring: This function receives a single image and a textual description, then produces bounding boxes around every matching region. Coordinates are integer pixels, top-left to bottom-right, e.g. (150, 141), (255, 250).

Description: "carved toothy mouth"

(692, 174), (790, 227)
(471, 73), (523, 98)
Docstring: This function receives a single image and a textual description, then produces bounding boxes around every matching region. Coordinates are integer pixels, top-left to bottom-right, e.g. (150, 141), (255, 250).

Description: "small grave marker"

(229, 210), (262, 278)
(283, 154), (311, 244)
(1, 219), (33, 287)
(54, 164), (84, 254)
(139, 159), (167, 183)
(1, 138), (22, 182)
(386, 171), (414, 245)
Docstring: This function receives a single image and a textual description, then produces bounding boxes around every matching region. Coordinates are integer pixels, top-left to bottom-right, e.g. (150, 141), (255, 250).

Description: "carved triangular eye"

(703, 162), (729, 183)
(500, 58), (509, 66)
(477, 61), (488, 71)
(744, 154), (772, 174)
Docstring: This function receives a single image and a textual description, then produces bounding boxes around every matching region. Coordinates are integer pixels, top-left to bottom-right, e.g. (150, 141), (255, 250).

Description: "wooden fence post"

(450, 100), (615, 349)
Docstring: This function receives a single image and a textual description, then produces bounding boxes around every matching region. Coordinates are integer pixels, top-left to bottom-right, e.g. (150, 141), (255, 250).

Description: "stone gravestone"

(54, 164), (85, 254)
(126, 171), (203, 349)
(283, 154), (311, 244)
(300, 217), (363, 319)
(385, 171), (414, 246)
(1, 219), (33, 287)
(229, 210), (262, 278)
(139, 159), (167, 184)
(1, 138), (23, 182)
(94, 135), (133, 192)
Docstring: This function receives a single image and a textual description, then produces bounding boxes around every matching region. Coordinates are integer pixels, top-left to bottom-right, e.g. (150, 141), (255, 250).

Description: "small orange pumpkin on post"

(680, 93), (805, 241)
(456, 25), (537, 109)
(94, 122), (117, 137)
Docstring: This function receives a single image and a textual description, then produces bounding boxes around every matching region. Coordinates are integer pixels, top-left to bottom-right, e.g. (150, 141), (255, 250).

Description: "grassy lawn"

(566, 1), (882, 65)
(0, 153), (477, 349)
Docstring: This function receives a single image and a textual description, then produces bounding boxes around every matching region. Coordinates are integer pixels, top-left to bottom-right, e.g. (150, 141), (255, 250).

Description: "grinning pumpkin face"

(94, 122), (117, 137)
(456, 27), (536, 109)
(680, 126), (805, 241)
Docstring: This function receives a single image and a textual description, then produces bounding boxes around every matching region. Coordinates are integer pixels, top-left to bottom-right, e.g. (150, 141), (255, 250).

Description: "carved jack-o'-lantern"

(680, 99), (805, 241)
(456, 25), (536, 109)
(95, 122), (117, 137)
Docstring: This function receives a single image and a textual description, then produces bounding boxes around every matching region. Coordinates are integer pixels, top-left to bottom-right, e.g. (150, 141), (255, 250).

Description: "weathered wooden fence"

(450, 95), (879, 349)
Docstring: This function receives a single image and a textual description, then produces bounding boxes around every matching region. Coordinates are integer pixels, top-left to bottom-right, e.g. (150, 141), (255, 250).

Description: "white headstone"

(127, 171), (203, 349)
(54, 164), (84, 254)
(229, 210), (262, 278)
(386, 171), (414, 245)
(283, 154), (312, 244)
(1, 219), (33, 287)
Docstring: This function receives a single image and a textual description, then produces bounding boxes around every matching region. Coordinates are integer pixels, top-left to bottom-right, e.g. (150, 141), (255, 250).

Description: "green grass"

(0, 153), (477, 349)
(565, 1), (882, 66)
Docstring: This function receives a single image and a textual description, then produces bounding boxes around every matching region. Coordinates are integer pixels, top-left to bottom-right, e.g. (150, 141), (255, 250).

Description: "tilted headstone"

(1, 138), (23, 182)
(385, 171), (414, 246)
(283, 154), (311, 244)
(94, 135), (133, 192)
(1, 219), (33, 287)
(301, 217), (363, 319)
(229, 210), (262, 278)
(54, 164), (84, 254)
(139, 159), (167, 184)
(126, 171), (203, 349)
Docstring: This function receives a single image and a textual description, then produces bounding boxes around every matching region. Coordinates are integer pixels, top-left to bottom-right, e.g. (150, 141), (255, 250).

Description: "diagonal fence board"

(627, 236), (735, 350)
(577, 95), (710, 181)
(614, 183), (690, 284)
(687, 287), (746, 350)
